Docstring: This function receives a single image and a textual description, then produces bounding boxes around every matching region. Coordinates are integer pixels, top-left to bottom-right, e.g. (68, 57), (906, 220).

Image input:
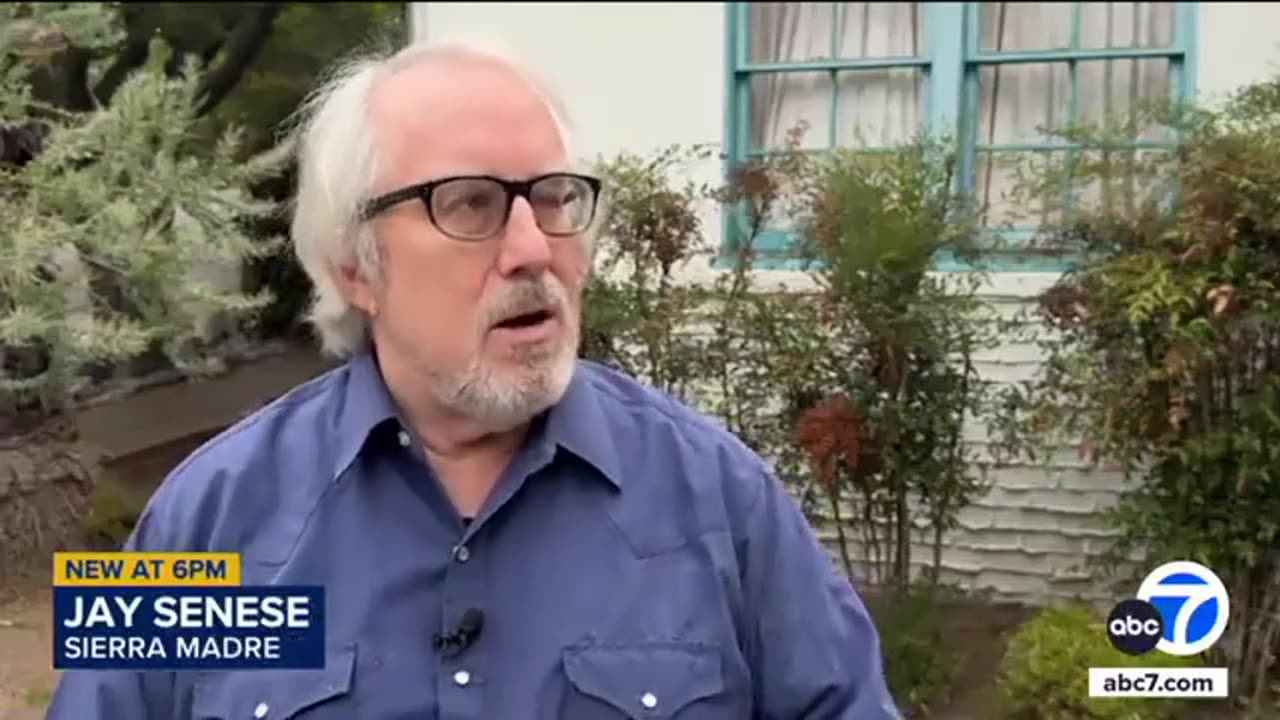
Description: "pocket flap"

(193, 644), (356, 719)
(563, 641), (723, 716)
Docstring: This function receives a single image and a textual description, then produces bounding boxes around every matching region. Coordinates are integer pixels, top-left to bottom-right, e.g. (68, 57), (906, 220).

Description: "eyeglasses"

(360, 172), (603, 242)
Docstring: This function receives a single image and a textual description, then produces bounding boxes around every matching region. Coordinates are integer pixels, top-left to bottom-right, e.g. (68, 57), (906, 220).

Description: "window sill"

(707, 251), (1074, 274)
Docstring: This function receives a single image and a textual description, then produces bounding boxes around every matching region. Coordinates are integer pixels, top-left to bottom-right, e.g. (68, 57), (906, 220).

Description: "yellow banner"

(52, 552), (241, 586)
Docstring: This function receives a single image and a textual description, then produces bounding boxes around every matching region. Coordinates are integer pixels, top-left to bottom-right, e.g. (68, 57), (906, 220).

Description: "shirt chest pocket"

(560, 642), (731, 719)
(192, 646), (356, 720)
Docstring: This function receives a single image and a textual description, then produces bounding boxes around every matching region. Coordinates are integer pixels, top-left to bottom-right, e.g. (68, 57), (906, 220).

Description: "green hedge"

(997, 604), (1199, 720)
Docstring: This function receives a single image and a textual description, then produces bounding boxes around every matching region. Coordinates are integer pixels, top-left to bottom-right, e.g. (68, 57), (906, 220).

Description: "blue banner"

(53, 586), (325, 670)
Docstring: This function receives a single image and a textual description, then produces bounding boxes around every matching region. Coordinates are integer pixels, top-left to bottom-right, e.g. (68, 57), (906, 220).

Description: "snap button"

(397, 430), (411, 447)
(453, 670), (471, 687)
(453, 545), (470, 563)
(641, 692), (657, 709)
(253, 701), (269, 718)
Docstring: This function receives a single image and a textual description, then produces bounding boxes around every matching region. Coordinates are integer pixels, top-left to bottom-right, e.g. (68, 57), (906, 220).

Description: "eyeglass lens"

(430, 175), (594, 240)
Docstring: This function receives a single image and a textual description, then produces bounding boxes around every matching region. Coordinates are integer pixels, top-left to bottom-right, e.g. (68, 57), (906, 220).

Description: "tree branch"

(164, 48), (189, 77)
(92, 37), (150, 106)
(25, 46), (94, 114)
(89, 3), (152, 107)
(61, 48), (95, 112)
(194, 2), (284, 118)
(92, 31), (228, 106)
(199, 38), (226, 66)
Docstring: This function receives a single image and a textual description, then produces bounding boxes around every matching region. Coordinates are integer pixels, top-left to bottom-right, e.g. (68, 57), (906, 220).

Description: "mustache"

(485, 277), (565, 325)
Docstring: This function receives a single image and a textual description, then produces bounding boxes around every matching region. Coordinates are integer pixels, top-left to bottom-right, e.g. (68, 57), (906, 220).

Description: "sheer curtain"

(977, 2), (1174, 142)
(975, 2), (1176, 222)
(748, 2), (923, 151)
(746, 2), (1177, 220)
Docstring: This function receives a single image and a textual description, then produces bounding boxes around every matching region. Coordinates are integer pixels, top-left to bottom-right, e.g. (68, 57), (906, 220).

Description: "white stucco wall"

(408, 1), (1280, 604)
(1198, 3), (1280, 105)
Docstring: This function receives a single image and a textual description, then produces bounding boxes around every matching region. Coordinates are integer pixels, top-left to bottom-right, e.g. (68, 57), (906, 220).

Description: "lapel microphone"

(433, 608), (485, 658)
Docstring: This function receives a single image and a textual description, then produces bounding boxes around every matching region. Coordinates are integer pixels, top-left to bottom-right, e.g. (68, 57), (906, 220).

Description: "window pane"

(749, 3), (836, 63)
(976, 64), (1071, 145)
(749, 2), (923, 62)
(1073, 149), (1175, 215)
(745, 3), (925, 154)
(1076, 58), (1172, 141)
(762, 173), (811, 233)
(835, 69), (924, 147)
(980, 2), (1175, 53)
(978, 3), (1072, 52)
(1079, 2), (1174, 49)
(975, 150), (1046, 227)
(835, 2), (923, 57)
(976, 60), (1170, 147)
(978, 148), (1177, 229)
(750, 69), (925, 151)
(750, 72), (833, 151)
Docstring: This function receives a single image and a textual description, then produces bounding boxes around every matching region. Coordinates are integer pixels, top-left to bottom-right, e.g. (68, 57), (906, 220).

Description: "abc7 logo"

(1107, 599), (1165, 655)
(1106, 561), (1230, 656)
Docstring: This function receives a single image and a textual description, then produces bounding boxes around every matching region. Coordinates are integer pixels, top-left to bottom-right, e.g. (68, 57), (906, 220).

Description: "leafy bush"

(998, 605), (1197, 720)
(869, 583), (963, 717)
(580, 143), (717, 399)
(991, 74), (1280, 708)
(788, 133), (1001, 588)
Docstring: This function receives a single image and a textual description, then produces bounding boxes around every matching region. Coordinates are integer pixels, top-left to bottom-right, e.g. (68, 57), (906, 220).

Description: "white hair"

(285, 37), (591, 358)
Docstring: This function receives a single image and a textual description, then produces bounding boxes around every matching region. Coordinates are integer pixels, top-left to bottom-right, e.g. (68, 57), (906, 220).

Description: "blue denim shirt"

(49, 351), (900, 719)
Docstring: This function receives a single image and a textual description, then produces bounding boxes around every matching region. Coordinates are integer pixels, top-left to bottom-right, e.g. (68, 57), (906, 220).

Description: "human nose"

(494, 197), (553, 276)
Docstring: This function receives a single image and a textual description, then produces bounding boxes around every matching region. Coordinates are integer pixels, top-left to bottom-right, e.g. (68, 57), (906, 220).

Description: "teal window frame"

(720, 1), (1199, 272)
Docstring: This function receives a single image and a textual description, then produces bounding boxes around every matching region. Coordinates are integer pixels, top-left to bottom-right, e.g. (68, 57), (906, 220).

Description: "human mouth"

(490, 307), (558, 343)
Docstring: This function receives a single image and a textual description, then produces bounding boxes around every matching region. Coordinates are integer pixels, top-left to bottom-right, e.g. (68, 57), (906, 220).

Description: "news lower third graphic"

(52, 552), (325, 670)
(1090, 560), (1230, 698)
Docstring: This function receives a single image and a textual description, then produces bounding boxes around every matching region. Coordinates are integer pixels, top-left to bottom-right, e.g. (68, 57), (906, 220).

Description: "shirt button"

(453, 670), (471, 687)
(453, 545), (470, 563)
(641, 692), (657, 709)
(253, 702), (269, 718)
(397, 430), (411, 447)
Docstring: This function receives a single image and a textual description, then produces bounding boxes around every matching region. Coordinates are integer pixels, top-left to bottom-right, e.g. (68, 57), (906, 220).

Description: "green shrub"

(997, 604), (1197, 720)
(868, 583), (962, 716)
(2, 3), (287, 425)
(79, 478), (143, 548)
(989, 74), (1280, 706)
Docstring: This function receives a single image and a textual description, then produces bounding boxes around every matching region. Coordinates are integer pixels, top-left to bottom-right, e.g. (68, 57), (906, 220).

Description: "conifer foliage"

(1, 2), (288, 428)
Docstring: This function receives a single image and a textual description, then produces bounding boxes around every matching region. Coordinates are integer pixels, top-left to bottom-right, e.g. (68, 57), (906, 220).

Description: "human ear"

(331, 260), (380, 318)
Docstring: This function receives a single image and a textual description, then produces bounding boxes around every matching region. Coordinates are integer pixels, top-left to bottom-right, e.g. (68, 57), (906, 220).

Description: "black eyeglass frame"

(358, 172), (604, 241)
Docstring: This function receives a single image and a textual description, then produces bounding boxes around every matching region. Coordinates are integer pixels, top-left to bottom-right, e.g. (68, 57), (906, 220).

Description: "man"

(49, 40), (900, 719)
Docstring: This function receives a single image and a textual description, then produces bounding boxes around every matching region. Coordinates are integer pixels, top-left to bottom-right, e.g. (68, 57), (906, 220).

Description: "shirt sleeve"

(738, 462), (902, 719)
(45, 502), (191, 720)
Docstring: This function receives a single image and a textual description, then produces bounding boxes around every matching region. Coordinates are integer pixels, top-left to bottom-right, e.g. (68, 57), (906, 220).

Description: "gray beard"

(428, 324), (580, 432)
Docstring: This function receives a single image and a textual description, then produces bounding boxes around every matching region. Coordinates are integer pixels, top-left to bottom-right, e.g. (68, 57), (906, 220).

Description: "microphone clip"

(433, 608), (485, 658)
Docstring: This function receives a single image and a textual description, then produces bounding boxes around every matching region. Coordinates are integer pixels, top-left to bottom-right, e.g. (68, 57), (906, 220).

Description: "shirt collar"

(332, 350), (623, 490)
(332, 350), (401, 481)
(542, 362), (624, 490)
